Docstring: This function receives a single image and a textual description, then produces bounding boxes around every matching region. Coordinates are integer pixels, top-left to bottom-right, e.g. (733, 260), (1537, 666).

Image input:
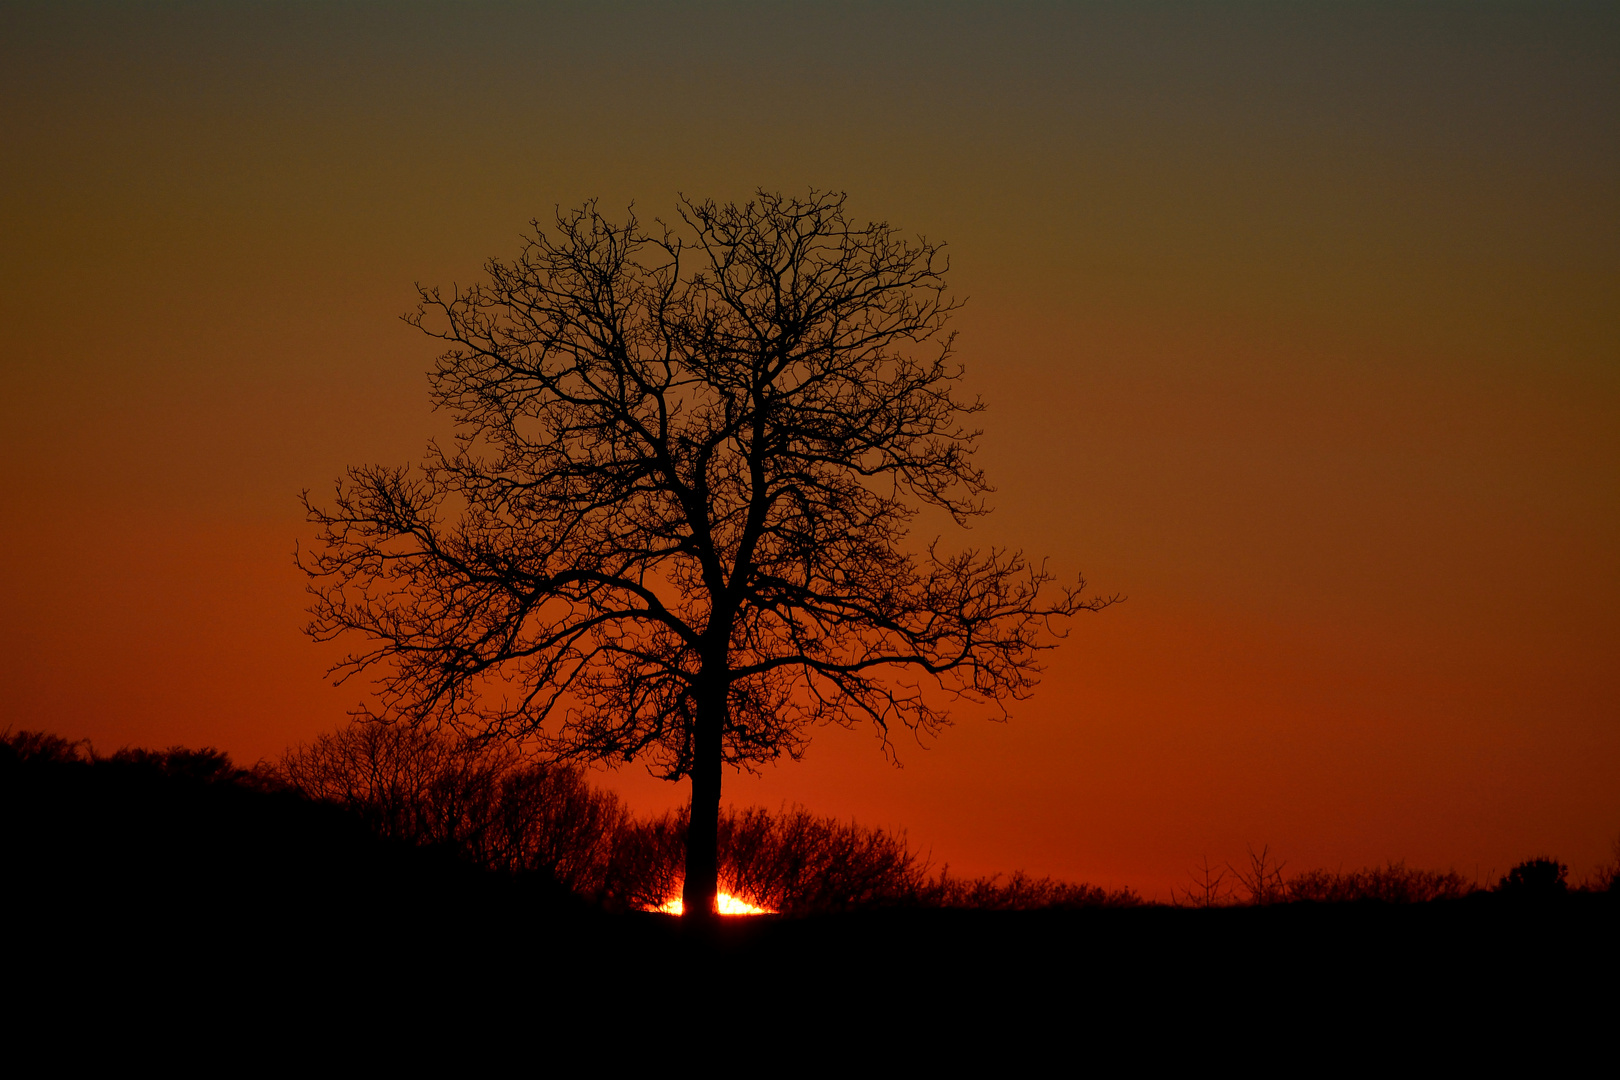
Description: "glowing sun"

(655, 892), (773, 916)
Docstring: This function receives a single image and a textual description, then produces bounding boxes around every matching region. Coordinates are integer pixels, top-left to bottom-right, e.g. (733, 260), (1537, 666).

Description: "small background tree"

(301, 190), (1108, 915)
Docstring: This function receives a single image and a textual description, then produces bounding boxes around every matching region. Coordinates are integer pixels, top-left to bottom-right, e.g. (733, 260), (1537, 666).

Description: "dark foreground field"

(14, 893), (1612, 1057)
(6, 734), (1613, 1056)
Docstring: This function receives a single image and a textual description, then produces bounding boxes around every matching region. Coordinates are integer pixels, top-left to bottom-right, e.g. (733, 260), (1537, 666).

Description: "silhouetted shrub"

(1285, 862), (1475, 904)
(1585, 835), (1620, 894)
(271, 722), (514, 844)
(108, 745), (255, 786)
(1497, 857), (1568, 897)
(487, 761), (629, 894)
(601, 810), (687, 911)
(1, 729), (90, 766)
(271, 722), (628, 897)
(720, 805), (933, 912)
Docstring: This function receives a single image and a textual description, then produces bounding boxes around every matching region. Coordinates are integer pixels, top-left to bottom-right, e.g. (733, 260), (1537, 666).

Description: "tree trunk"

(682, 671), (725, 918)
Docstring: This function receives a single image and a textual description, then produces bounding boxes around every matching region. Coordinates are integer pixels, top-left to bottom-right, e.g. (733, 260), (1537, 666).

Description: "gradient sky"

(3, 1), (1615, 897)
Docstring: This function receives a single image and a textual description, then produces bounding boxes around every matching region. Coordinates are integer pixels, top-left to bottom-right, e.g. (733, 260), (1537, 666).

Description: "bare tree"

(1175, 855), (1232, 908)
(301, 189), (1110, 916)
(1230, 844), (1289, 906)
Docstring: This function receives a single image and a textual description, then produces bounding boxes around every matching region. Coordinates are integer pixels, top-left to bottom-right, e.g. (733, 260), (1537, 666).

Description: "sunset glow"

(3, 3), (1616, 898)
(655, 893), (773, 916)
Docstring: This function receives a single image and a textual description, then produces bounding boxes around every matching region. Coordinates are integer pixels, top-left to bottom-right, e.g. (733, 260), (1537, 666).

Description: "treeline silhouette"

(7, 726), (1616, 919)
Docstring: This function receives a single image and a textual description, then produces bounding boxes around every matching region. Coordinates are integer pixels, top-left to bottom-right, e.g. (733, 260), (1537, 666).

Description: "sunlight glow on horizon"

(655, 892), (773, 916)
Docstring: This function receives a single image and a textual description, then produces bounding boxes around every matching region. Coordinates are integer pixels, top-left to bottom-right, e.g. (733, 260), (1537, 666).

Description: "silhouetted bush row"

(269, 723), (1141, 912)
(1178, 843), (1616, 907)
(5, 728), (254, 783)
(1282, 864), (1475, 903)
(269, 722), (626, 898)
(586, 804), (1143, 913)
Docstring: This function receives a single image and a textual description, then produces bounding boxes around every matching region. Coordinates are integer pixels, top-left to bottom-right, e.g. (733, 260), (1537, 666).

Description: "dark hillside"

(2, 733), (589, 954)
(5, 730), (1613, 1052)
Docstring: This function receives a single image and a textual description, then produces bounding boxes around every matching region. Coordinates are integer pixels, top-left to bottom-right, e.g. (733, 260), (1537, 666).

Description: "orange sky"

(3, 2), (1615, 897)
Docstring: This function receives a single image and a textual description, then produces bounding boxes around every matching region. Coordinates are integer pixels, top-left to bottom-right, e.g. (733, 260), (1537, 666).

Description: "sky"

(2, 1), (1615, 897)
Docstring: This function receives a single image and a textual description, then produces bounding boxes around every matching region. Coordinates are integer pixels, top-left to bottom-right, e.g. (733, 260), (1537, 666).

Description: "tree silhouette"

(301, 190), (1108, 916)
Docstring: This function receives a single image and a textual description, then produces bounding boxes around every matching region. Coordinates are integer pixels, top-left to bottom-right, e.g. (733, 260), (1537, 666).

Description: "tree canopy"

(301, 189), (1109, 914)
